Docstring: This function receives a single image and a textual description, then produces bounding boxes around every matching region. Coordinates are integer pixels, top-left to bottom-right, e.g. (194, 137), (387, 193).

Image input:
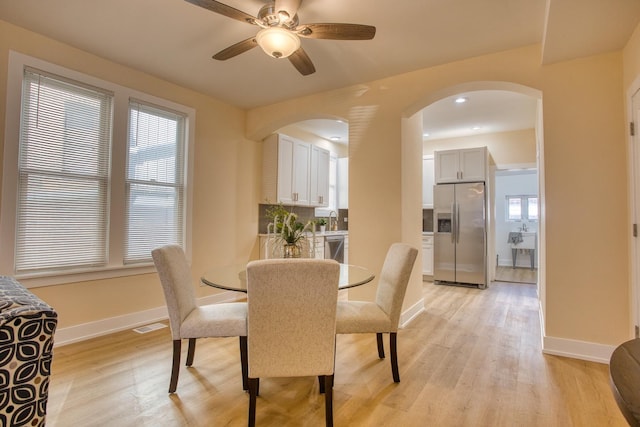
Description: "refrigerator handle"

(451, 202), (455, 244)
(456, 203), (461, 243)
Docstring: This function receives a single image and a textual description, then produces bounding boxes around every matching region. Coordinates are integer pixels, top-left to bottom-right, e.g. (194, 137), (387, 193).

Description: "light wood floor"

(46, 281), (625, 426)
(495, 266), (538, 284)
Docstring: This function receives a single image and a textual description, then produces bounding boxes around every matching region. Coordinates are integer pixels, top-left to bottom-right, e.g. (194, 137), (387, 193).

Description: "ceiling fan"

(185, 0), (376, 76)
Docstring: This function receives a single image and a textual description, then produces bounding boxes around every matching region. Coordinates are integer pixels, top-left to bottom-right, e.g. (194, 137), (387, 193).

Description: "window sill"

(15, 263), (157, 288)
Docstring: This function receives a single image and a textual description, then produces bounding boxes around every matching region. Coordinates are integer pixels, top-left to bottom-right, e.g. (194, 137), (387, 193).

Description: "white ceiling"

(1, 0), (638, 142)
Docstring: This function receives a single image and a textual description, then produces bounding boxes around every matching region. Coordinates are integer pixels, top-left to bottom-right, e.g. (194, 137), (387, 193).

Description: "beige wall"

(0, 20), (260, 329)
(247, 44), (631, 347)
(423, 129), (537, 166)
(1, 17), (637, 351)
(624, 22), (640, 91)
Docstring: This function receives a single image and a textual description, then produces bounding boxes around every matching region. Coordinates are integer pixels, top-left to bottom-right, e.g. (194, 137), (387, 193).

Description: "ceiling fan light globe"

(256, 27), (300, 59)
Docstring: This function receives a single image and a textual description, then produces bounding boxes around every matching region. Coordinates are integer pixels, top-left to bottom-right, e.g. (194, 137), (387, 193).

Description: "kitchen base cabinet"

(422, 234), (433, 276)
(343, 236), (349, 264)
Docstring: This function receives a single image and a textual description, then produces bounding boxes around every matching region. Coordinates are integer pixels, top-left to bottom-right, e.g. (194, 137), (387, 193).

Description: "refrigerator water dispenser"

(437, 214), (452, 233)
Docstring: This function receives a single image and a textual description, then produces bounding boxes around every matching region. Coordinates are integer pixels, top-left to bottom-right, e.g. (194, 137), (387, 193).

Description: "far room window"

(506, 195), (538, 221)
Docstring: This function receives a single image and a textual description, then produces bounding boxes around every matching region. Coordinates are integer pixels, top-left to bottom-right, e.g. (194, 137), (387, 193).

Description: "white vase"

(320, 225), (326, 233)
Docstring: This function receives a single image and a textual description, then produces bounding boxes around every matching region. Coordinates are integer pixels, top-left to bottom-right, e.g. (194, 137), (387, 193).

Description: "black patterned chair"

(0, 276), (57, 427)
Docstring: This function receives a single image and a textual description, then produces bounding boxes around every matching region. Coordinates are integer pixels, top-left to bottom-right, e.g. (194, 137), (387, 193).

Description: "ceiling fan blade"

(184, 0), (257, 25)
(288, 47), (316, 76)
(297, 23), (376, 40)
(275, 0), (301, 20)
(213, 37), (258, 60)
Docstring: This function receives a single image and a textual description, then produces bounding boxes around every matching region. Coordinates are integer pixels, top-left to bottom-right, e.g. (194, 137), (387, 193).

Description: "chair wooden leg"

(319, 375), (325, 394)
(169, 339), (181, 393)
(240, 336), (248, 391)
(390, 332), (400, 382)
(376, 333), (385, 358)
(324, 374), (334, 427)
(248, 378), (259, 427)
(186, 338), (196, 366)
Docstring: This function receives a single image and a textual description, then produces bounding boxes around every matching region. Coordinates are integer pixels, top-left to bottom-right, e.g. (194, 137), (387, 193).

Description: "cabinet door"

(435, 150), (460, 183)
(310, 145), (330, 206)
(343, 236), (349, 264)
(276, 135), (295, 204)
(422, 156), (434, 208)
(291, 139), (311, 205)
(459, 148), (486, 182)
(422, 235), (433, 275)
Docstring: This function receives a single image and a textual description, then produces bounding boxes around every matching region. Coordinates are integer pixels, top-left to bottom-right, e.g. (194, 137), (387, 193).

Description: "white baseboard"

(54, 291), (242, 347)
(538, 299), (615, 364)
(542, 335), (616, 364)
(399, 297), (425, 328)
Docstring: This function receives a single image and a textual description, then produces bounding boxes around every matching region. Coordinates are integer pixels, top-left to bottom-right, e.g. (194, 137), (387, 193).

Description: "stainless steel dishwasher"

(324, 235), (344, 263)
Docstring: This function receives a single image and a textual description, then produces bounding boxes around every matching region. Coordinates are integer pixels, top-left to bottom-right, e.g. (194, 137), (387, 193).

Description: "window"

(506, 195), (538, 221)
(126, 100), (186, 263)
(1, 52), (194, 286)
(15, 68), (113, 273)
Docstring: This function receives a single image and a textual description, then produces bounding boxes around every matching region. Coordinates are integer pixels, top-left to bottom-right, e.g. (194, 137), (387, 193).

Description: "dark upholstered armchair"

(0, 276), (57, 427)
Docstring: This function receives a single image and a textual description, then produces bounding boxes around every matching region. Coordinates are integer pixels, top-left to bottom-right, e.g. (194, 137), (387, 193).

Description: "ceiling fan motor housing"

(258, 3), (298, 28)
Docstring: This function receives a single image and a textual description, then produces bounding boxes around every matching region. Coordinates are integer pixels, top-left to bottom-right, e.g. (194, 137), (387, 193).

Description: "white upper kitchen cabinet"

(435, 147), (487, 183)
(262, 133), (310, 205)
(310, 145), (330, 207)
(422, 155), (434, 208)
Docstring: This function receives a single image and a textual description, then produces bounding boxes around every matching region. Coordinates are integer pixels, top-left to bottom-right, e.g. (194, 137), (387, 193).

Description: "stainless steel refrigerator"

(433, 182), (487, 288)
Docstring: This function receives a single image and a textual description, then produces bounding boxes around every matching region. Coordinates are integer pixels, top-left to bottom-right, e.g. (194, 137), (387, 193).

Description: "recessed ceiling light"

(330, 136), (341, 141)
(423, 133), (430, 137)
(472, 126), (481, 130)
(455, 97), (467, 104)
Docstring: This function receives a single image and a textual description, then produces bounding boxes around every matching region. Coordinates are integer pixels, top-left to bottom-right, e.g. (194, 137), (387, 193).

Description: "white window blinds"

(125, 100), (185, 263)
(16, 68), (113, 273)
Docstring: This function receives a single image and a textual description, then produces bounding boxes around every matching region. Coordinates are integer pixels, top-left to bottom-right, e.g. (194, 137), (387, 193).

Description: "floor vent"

(133, 323), (167, 334)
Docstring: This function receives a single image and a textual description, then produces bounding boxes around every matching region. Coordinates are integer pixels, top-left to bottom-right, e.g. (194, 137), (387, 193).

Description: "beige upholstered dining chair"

(152, 244), (248, 393)
(336, 243), (418, 383)
(245, 259), (340, 427)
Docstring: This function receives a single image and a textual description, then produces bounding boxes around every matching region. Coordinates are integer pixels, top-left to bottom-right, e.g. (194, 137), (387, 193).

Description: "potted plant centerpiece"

(316, 218), (327, 233)
(266, 204), (314, 258)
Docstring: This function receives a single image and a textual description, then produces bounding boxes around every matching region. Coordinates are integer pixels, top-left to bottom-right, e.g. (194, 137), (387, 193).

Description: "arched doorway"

(402, 81), (545, 311)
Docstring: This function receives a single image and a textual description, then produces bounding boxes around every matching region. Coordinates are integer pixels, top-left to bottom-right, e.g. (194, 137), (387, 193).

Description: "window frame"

(505, 194), (538, 222)
(1, 51), (195, 288)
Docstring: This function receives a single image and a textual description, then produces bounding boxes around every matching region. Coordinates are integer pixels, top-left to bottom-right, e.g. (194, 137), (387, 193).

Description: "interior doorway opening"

(417, 84), (542, 291)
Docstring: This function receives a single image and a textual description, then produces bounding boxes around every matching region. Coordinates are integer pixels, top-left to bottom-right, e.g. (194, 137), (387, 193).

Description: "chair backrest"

(151, 244), (197, 340)
(374, 243), (419, 331)
(246, 259), (340, 379)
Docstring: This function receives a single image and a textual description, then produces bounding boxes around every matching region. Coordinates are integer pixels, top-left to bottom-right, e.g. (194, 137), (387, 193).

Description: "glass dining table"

(201, 262), (375, 293)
